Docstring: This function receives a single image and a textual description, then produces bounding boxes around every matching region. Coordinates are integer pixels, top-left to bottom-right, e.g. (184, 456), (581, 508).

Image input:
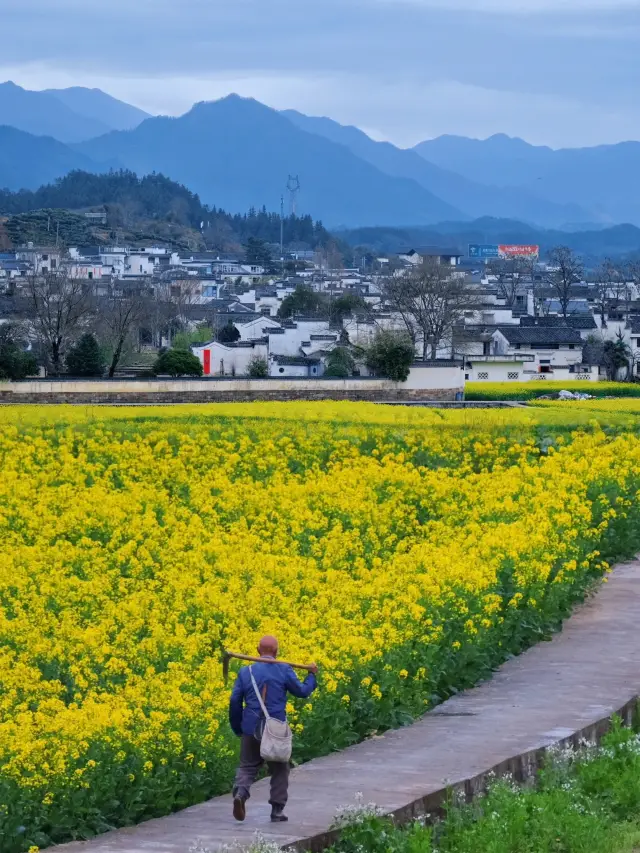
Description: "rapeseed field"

(1, 401), (640, 850)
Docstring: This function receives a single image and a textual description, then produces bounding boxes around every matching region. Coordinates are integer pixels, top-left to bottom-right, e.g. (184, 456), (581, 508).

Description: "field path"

(56, 560), (640, 853)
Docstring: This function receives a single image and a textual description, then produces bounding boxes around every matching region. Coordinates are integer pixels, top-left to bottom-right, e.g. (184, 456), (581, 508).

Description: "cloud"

(1, 0), (639, 146)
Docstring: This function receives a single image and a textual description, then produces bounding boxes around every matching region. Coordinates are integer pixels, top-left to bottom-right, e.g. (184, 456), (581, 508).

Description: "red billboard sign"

(498, 244), (539, 258)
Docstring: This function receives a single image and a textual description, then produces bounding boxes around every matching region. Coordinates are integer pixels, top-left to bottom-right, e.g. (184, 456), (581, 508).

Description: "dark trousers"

(233, 734), (290, 807)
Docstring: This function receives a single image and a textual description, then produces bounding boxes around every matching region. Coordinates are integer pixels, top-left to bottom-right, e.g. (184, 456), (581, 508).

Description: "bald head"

(258, 635), (279, 657)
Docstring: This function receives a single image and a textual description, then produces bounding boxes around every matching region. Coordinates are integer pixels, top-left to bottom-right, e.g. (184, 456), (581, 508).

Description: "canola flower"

(1, 401), (640, 851)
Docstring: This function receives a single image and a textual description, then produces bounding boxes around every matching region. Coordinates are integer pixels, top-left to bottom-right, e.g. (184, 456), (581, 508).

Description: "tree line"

(0, 170), (335, 251)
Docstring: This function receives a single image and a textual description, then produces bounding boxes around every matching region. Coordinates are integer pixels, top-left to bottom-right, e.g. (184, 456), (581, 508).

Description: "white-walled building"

(191, 340), (268, 376)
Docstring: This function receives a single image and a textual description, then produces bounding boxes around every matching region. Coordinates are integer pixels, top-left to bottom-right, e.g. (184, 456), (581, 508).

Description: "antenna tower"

(286, 175), (300, 216)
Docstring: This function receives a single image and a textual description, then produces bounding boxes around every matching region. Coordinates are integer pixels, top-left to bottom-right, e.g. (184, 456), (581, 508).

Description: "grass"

(330, 719), (640, 853)
(466, 381), (640, 401)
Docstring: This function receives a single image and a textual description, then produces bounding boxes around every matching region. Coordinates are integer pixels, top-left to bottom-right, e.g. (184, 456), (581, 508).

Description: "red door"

(203, 350), (211, 375)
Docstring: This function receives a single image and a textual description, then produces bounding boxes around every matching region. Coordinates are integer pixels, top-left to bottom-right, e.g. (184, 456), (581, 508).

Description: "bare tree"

(545, 247), (583, 319)
(593, 258), (628, 327)
(99, 290), (150, 378)
(25, 269), (94, 375)
(486, 256), (534, 307)
(384, 259), (474, 359)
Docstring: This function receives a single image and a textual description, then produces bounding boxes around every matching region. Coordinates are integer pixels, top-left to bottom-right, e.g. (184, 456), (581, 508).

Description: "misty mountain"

(338, 217), (640, 264)
(415, 134), (640, 226)
(0, 81), (111, 143)
(282, 111), (587, 229)
(75, 95), (463, 227)
(0, 127), (103, 192)
(44, 87), (150, 132)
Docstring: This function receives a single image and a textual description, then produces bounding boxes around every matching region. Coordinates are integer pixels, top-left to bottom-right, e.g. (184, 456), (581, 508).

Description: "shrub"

(325, 347), (355, 379)
(66, 333), (105, 377)
(365, 331), (414, 382)
(153, 349), (203, 377)
(247, 356), (269, 378)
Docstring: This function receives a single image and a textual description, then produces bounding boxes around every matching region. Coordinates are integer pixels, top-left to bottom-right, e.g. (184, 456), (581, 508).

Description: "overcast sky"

(1, 0), (639, 148)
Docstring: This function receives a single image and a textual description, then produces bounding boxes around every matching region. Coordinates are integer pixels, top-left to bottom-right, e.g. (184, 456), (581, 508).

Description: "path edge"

(289, 696), (640, 852)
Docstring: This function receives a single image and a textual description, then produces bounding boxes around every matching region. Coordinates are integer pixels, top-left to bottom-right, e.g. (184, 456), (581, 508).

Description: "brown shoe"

(233, 796), (246, 822)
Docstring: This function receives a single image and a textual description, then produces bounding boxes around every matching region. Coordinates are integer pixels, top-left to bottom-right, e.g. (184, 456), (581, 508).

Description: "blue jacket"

(229, 659), (317, 737)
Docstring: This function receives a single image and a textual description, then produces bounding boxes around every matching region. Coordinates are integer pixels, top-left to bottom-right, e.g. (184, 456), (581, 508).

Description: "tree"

(487, 257), (533, 307)
(153, 349), (203, 377)
(603, 332), (631, 381)
(545, 247), (583, 319)
(324, 347), (355, 378)
(328, 292), (370, 328)
(172, 325), (213, 351)
(0, 324), (37, 380)
(25, 269), (94, 375)
(66, 333), (105, 377)
(593, 259), (628, 328)
(384, 259), (474, 359)
(100, 291), (149, 378)
(365, 330), (414, 382)
(244, 237), (272, 268)
(278, 285), (328, 319)
(216, 322), (241, 344)
(247, 355), (269, 378)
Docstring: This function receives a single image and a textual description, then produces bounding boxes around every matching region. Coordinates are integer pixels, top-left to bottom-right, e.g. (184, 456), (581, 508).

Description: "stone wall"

(0, 387), (460, 404)
(0, 368), (465, 404)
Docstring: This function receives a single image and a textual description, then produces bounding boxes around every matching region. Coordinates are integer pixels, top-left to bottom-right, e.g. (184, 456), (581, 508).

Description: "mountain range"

(1, 83), (640, 232)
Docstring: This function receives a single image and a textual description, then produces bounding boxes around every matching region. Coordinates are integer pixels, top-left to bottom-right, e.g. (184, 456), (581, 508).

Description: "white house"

(491, 324), (586, 378)
(235, 315), (282, 341)
(191, 340), (268, 376)
(398, 247), (463, 267)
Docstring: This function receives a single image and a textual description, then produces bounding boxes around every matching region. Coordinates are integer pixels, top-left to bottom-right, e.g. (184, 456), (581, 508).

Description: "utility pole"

(280, 195), (285, 277)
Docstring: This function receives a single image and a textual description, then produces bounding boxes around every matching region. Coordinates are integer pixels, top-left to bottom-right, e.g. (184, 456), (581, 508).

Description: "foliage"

(0, 171), (337, 251)
(465, 380), (640, 401)
(65, 333), (105, 377)
(0, 325), (37, 380)
(603, 333), (631, 381)
(324, 347), (355, 378)
(278, 285), (328, 319)
(2, 402), (640, 848)
(365, 330), (415, 382)
(215, 322), (241, 344)
(152, 348), (203, 376)
(243, 237), (271, 268)
(172, 326), (214, 352)
(331, 722), (640, 853)
(247, 356), (269, 378)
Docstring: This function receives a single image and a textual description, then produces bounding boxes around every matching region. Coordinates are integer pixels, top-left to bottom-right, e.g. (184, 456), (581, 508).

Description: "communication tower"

(286, 175), (300, 216)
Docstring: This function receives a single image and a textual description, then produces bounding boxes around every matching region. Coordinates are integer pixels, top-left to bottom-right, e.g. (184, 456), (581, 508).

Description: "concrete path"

(56, 561), (640, 853)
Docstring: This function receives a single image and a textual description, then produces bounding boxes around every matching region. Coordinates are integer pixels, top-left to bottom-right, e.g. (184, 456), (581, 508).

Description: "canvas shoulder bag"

(249, 666), (292, 763)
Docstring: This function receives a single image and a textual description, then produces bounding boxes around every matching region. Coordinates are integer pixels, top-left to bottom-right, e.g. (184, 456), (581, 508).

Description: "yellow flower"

(341, 694), (351, 704)
(399, 669), (408, 679)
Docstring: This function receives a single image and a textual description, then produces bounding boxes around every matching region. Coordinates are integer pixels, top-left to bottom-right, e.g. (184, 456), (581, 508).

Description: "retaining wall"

(0, 372), (464, 404)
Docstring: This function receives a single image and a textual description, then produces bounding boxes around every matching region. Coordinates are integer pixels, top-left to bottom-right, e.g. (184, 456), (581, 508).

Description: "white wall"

(237, 316), (282, 341)
(192, 341), (268, 376)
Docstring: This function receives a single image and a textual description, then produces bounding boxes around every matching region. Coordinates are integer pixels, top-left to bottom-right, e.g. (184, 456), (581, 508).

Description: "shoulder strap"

(249, 666), (271, 720)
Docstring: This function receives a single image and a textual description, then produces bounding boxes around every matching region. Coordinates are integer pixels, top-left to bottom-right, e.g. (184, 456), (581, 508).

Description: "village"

(0, 240), (638, 386)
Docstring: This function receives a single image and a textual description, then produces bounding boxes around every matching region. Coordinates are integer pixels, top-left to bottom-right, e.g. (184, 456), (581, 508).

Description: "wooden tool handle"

(225, 651), (315, 672)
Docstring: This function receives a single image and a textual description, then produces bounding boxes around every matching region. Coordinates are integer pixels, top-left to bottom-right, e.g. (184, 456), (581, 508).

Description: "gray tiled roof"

(499, 325), (583, 345)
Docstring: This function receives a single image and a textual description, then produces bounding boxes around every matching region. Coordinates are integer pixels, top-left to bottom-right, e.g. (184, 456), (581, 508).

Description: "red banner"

(498, 245), (539, 258)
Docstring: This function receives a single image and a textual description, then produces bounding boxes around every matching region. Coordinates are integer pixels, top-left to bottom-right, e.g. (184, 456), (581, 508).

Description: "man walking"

(229, 635), (318, 823)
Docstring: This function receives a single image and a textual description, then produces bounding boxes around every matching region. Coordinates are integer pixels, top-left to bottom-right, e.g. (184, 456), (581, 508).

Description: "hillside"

(0, 170), (338, 252)
(43, 87), (150, 132)
(0, 81), (110, 142)
(76, 95), (463, 227)
(414, 134), (640, 226)
(282, 111), (587, 228)
(0, 127), (105, 192)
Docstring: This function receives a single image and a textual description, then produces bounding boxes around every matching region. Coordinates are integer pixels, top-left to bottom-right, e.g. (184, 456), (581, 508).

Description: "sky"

(1, 0), (639, 148)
